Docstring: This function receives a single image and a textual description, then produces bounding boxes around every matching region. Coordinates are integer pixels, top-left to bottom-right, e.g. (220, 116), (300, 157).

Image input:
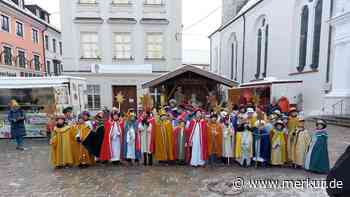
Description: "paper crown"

(55, 113), (65, 120)
(274, 119), (285, 127)
(159, 108), (168, 116)
(289, 107), (298, 113)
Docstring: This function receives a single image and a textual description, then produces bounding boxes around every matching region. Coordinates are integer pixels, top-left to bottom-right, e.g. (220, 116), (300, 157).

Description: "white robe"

(84, 121), (93, 130)
(190, 123), (205, 166)
(139, 123), (152, 154)
(239, 130), (253, 166)
(126, 127), (136, 159)
(110, 122), (121, 161)
(222, 125), (234, 158)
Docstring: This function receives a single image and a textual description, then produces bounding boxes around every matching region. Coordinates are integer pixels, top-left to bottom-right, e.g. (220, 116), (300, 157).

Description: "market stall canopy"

(0, 76), (85, 89)
(142, 65), (238, 89)
(228, 77), (303, 108)
(239, 77), (303, 88)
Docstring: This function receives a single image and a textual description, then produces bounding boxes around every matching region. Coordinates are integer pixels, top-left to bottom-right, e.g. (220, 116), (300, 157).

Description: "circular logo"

(207, 177), (244, 196)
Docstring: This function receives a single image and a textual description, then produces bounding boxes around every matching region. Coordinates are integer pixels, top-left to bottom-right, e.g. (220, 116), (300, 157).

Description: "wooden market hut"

(142, 65), (238, 108)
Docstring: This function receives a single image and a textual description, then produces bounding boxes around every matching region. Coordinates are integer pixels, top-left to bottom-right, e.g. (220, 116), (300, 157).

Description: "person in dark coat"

(326, 145), (350, 197)
(82, 111), (105, 160)
(7, 100), (26, 150)
(267, 99), (280, 116)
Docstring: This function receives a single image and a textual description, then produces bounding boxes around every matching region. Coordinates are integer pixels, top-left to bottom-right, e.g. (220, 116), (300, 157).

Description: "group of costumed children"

(50, 104), (330, 174)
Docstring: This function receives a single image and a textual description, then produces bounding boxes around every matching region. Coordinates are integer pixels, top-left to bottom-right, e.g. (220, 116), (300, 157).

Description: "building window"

(16, 21), (23, 37)
(33, 55), (40, 71)
(229, 34), (238, 81)
(79, 0), (97, 4)
(32, 29), (39, 44)
(113, 33), (131, 59)
(18, 0), (24, 8)
(230, 43), (238, 81)
(146, 33), (163, 59)
(53, 39), (57, 53)
(145, 0), (163, 5)
(45, 35), (49, 50)
(18, 50), (26, 68)
(87, 85), (101, 110)
(1, 15), (10, 32)
(256, 29), (262, 79)
(213, 47), (219, 73)
(46, 61), (51, 75)
(53, 61), (60, 76)
(311, 0), (323, 70)
(3, 46), (12, 65)
(81, 32), (99, 59)
(263, 25), (269, 77)
(298, 5), (309, 72)
(59, 42), (62, 56)
(255, 18), (269, 79)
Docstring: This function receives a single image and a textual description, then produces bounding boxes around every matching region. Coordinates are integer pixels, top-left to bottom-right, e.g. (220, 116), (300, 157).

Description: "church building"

(210, 0), (350, 116)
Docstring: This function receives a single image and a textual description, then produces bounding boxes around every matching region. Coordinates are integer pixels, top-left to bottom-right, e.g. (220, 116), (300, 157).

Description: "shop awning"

(142, 65), (238, 88)
(0, 84), (66, 89)
(0, 76), (79, 89)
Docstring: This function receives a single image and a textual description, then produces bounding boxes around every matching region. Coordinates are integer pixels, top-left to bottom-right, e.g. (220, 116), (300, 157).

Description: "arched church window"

(255, 29), (262, 79)
(263, 24), (269, 77)
(311, 0), (323, 70)
(298, 5), (309, 72)
(255, 17), (268, 80)
(230, 34), (238, 81)
(231, 43), (235, 80)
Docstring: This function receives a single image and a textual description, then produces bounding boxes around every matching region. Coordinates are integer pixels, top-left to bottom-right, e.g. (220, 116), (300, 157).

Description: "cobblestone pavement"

(0, 123), (348, 197)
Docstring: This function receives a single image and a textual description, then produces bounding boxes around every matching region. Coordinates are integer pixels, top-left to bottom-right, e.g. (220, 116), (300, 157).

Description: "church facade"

(210, 0), (350, 116)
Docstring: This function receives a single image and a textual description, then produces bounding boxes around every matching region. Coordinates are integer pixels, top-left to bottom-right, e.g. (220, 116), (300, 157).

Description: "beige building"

(60, 0), (182, 112)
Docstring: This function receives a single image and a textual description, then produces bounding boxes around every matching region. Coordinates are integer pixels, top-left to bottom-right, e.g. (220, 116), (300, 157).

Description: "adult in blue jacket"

(8, 100), (26, 150)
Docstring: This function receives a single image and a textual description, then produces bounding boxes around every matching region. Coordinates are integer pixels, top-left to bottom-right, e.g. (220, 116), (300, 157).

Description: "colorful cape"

(207, 122), (223, 157)
(305, 130), (330, 174)
(123, 120), (141, 160)
(82, 121), (105, 158)
(50, 125), (75, 167)
(99, 120), (124, 161)
(185, 119), (208, 162)
(252, 127), (271, 161)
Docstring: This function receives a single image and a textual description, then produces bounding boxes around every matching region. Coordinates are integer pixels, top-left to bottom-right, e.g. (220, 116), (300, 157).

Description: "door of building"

(112, 86), (137, 113)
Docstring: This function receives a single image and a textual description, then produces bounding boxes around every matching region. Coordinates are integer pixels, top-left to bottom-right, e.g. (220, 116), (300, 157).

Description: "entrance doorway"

(112, 86), (137, 113)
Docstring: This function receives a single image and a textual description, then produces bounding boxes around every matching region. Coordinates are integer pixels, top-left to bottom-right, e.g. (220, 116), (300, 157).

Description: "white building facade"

(26, 4), (63, 76)
(210, 0), (350, 116)
(60, 0), (182, 112)
(325, 0), (350, 115)
(44, 27), (63, 76)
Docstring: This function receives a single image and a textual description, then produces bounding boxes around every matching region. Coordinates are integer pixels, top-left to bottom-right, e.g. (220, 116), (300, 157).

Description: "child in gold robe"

(270, 120), (288, 166)
(292, 117), (311, 168)
(50, 114), (75, 168)
(207, 114), (222, 165)
(154, 109), (174, 163)
(287, 107), (299, 162)
(73, 114), (95, 167)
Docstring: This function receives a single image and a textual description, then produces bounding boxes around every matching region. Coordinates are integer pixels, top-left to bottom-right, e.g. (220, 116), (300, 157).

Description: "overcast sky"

(25, 0), (222, 62)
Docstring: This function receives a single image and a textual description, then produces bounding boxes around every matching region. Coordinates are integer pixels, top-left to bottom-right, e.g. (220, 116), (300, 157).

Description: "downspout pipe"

(42, 26), (48, 76)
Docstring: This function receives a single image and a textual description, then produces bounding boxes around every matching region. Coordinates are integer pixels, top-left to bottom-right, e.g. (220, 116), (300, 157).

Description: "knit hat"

(316, 119), (327, 129)
(274, 119), (285, 127)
